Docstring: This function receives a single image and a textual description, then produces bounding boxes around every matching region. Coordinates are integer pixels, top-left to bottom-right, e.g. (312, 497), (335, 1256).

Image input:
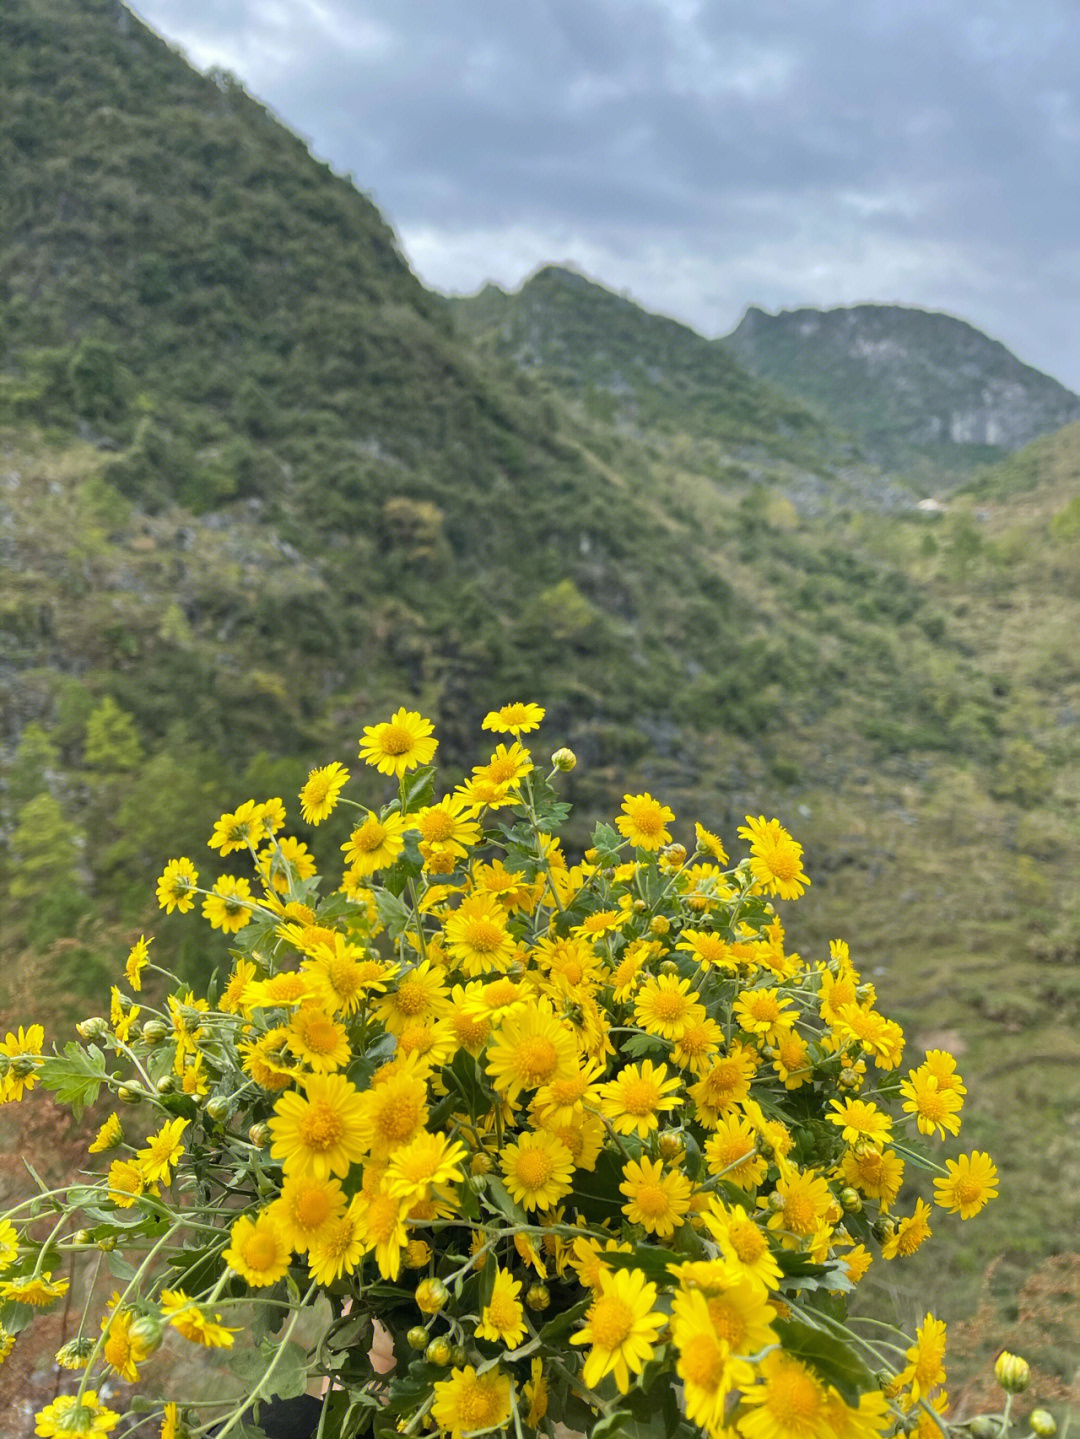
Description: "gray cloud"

(133, 0), (1080, 388)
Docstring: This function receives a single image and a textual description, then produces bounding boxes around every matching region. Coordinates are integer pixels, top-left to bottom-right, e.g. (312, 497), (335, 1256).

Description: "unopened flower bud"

(140, 1020), (169, 1046)
(994, 1351), (1030, 1393)
(1030, 1411), (1056, 1436)
(839, 1187), (863, 1214)
(406, 1326), (429, 1351)
(117, 1085), (143, 1105)
(661, 844), (687, 867)
(128, 1314), (164, 1354)
(205, 1095), (233, 1123)
(632, 898), (647, 913)
(405, 1240), (432, 1269)
(155, 1075), (176, 1095)
(659, 958), (680, 976)
(525, 1283), (550, 1312)
(97, 1234), (117, 1252)
(11, 1054), (39, 1079)
(425, 1337), (452, 1366)
(767, 1191), (786, 1213)
(77, 1017), (110, 1041)
(0, 1054), (9, 1078)
(470, 1153), (492, 1176)
(248, 1123), (271, 1148)
(855, 984), (874, 1002)
(449, 1344), (467, 1367)
(837, 1068), (861, 1091)
(73, 1229), (94, 1247)
(649, 916), (671, 937)
(968, 1419), (998, 1438)
(55, 1336), (95, 1370)
(415, 1278), (449, 1315)
(551, 748), (576, 772)
(657, 1133), (684, 1162)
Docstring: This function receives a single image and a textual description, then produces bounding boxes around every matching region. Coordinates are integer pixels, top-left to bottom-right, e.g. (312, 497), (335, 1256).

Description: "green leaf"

(568, 1148), (625, 1224)
(38, 1041), (109, 1118)
(374, 887), (409, 939)
(773, 1318), (875, 1406)
(537, 1294), (591, 1345)
(400, 764), (436, 812)
(484, 1176), (528, 1226)
(622, 1032), (668, 1060)
(227, 1338), (310, 1401)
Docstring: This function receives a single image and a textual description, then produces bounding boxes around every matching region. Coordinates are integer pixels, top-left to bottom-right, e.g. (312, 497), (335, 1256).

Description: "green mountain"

(3, 0), (1080, 1391)
(451, 265), (826, 457)
(726, 302), (1080, 472)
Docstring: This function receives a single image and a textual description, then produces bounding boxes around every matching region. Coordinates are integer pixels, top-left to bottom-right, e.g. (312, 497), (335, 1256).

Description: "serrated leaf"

(537, 1294), (591, 1344)
(622, 1033), (668, 1060)
(38, 1042), (110, 1118)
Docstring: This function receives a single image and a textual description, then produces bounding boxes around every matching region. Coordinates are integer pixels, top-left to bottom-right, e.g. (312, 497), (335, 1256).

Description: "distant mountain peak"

(727, 304), (1080, 463)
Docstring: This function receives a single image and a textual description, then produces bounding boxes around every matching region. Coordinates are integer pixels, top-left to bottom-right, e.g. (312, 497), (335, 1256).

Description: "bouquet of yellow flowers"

(0, 702), (1027, 1439)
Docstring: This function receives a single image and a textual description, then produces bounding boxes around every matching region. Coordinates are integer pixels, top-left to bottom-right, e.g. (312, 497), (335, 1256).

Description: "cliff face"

(727, 304), (1080, 465)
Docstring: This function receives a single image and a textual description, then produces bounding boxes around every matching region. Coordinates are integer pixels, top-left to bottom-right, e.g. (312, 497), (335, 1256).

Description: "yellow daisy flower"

(703, 1203), (783, 1292)
(881, 1199), (933, 1260)
(837, 1146), (905, 1211)
(159, 1289), (239, 1347)
(475, 1266), (527, 1348)
(33, 1392), (120, 1438)
(740, 1349), (828, 1439)
(481, 701), (545, 736)
(619, 1156), (692, 1237)
(299, 761), (350, 824)
(286, 1006), (351, 1072)
(443, 892), (516, 976)
(570, 1265), (666, 1393)
(703, 1112), (769, 1189)
(671, 1286), (755, 1435)
(431, 1365), (514, 1439)
(340, 810), (408, 875)
(615, 792), (675, 851)
(201, 875), (255, 933)
(270, 1173), (347, 1253)
(598, 1058), (682, 1138)
(896, 1314), (948, 1404)
(738, 814), (810, 900)
(101, 1299), (152, 1383)
(88, 1112), (123, 1154)
(385, 1131), (467, 1204)
(352, 1184), (408, 1280)
(136, 1116), (188, 1186)
(208, 799), (266, 855)
(156, 857), (199, 914)
(223, 1211), (291, 1288)
(502, 1130), (575, 1211)
(933, 1151), (998, 1219)
(485, 1000), (580, 1101)
(828, 1097), (892, 1149)
(307, 1195), (366, 1284)
(687, 1046), (757, 1126)
(357, 1065), (430, 1160)
(900, 1071), (964, 1139)
(634, 974), (703, 1041)
(269, 1072), (370, 1179)
(0, 1271), (68, 1307)
(124, 934), (152, 991)
(375, 959), (452, 1036)
(359, 708), (437, 778)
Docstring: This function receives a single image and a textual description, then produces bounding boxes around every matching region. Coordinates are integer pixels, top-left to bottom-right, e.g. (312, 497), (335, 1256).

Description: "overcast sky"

(132, 0), (1080, 390)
